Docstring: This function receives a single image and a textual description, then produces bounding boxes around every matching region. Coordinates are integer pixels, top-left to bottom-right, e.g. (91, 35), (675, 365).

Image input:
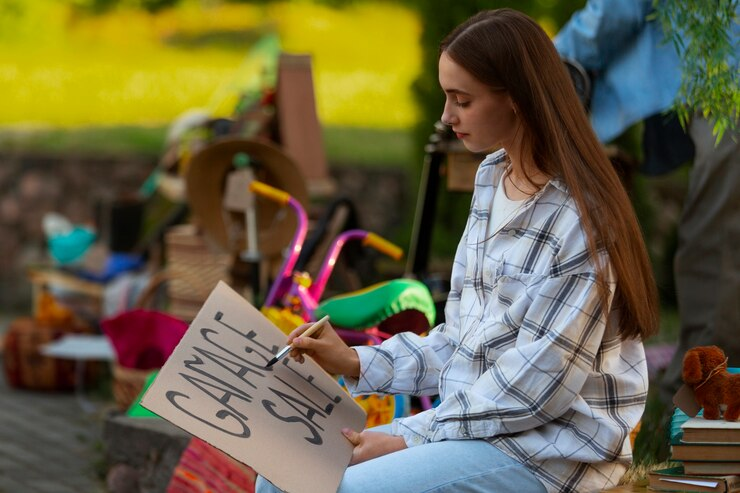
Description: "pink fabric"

(101, 309), (188, 369)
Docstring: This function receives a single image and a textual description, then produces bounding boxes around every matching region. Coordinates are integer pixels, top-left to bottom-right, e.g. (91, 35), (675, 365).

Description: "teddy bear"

(682, 345), (740, 421)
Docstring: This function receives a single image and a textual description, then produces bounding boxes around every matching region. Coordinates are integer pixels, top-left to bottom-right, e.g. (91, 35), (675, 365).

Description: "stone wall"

(0, 152), (158, 311)
(329, 165), (410, 245)
(0, 153), (411, 312)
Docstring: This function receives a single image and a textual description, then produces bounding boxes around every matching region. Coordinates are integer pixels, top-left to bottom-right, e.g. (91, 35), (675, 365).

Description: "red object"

(3, 317), (96, 390)
(166, 438), (256, 493)
(260, 88), (276, 107)
(101, 309), (188, 370)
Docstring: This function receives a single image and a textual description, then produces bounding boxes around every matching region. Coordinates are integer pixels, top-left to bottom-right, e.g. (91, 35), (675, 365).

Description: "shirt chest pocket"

(482, 258), (504, 289)
(481, 253), (531, 298)
(479, 235), (527, 290)
(486, 273), (548, 335)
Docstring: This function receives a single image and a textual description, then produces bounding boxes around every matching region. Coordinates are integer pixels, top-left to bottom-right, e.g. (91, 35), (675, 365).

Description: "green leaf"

(655, 0), (739, 144)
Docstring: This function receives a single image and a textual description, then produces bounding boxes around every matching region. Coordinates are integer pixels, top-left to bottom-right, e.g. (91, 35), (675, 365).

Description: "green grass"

(0, 124), (417, 169)
(322, 126), (415, 168)
(0, 125), (168, 158)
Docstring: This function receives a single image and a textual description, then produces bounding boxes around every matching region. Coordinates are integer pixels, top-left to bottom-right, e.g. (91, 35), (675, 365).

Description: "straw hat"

(185, 137), (309, 257)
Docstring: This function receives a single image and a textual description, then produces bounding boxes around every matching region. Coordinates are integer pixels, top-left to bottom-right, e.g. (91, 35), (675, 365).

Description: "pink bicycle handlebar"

(309, 229), (404, 300)
(251, 181), (404, 309)
(250, 181), (309, 307)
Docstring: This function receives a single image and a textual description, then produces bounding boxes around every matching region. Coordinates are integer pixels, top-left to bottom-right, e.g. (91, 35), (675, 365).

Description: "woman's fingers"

(343, 428), (362, 465)
(287, 323), (312, 344)
(288, 347), (305, 364)
(342, 428), (361, 446)
(291, 334), (317, 350)
(342, 430), (408, 465)
(284, 321), (360, 377)
(287, 322), (323, 364)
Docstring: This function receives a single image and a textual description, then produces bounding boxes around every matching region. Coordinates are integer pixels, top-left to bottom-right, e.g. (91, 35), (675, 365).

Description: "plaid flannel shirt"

(346, 149), (648, 493)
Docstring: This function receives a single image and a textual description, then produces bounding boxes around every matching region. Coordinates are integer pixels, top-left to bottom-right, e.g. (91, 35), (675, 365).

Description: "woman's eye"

(455, 100), (470, 108)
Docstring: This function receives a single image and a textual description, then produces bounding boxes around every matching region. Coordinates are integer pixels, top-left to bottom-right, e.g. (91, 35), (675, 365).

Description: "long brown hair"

(441, 9), (659, 340)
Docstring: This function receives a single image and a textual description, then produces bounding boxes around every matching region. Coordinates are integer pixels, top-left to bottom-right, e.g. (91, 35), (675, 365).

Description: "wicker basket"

(3, 317), (98, 391)
(112, 363), (155, 411)
(165, 224), (232, 321)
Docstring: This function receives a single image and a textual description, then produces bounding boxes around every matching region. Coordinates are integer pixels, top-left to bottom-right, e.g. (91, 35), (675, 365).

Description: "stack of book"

(648, 417), (740, 492)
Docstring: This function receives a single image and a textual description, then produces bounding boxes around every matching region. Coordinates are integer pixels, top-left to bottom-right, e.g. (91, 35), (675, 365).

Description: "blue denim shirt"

(554, 0), (682, 143)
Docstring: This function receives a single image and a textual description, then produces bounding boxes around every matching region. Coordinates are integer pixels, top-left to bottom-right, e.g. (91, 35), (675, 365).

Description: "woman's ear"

(510, 98), (519, 117)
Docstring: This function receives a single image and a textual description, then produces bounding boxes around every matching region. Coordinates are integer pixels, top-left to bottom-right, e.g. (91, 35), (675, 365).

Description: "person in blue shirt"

(554, 0), (740, 404)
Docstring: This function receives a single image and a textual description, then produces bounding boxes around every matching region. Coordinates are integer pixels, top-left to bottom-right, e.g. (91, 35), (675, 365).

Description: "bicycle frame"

(251, 181), (401, 329)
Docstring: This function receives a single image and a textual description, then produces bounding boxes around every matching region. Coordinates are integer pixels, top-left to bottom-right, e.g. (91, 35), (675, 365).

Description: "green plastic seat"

(126, 370), (160, 418)
(315, 278), (436, 334)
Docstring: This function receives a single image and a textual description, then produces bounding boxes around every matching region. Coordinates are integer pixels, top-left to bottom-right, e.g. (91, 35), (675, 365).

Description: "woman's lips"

(455, 132), (467, 139)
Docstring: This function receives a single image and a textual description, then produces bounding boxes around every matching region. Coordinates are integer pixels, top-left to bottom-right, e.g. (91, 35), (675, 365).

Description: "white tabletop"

(41, 334), (115, 361)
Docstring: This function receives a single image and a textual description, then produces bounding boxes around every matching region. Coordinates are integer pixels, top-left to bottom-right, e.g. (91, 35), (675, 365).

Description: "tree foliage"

(653, 0), (739, 143)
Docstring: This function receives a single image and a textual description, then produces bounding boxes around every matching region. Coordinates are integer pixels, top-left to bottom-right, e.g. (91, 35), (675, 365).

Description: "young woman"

(257, 8), (658, 493)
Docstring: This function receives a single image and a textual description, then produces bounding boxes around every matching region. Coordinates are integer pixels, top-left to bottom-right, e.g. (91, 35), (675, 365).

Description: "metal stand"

(405, 122), (467, 278)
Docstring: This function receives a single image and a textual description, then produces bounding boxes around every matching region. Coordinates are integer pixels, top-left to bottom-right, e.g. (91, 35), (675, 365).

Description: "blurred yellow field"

(0, 0), (421, 129)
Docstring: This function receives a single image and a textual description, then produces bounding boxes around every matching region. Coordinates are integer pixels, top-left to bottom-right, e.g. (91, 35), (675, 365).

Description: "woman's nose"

(441, 105), (458, 126)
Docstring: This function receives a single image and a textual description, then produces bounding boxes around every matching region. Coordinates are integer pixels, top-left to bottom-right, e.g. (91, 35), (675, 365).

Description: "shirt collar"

(484, 149), (568, 194)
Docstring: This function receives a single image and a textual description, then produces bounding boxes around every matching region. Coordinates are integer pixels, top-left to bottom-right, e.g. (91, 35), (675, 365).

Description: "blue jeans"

(255, 425), (547, 493)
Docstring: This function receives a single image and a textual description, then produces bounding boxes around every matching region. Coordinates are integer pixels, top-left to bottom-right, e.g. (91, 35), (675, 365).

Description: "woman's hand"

(288, 321), (360, 377)
(342, 429), (407, 465)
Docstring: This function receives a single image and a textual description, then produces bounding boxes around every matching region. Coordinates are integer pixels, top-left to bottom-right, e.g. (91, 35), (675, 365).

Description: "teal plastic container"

(48, 227), (96, 265)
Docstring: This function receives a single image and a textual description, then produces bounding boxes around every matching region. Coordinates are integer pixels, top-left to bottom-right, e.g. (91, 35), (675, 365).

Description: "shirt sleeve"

(347, 330), (454, 396)
(554, 0), (652, 70)
(393, 267), (615, 446)
(343, 207), (472, 396)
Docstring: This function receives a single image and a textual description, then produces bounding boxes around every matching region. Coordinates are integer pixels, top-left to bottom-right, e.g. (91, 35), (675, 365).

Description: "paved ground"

(0, 319), (108, 493)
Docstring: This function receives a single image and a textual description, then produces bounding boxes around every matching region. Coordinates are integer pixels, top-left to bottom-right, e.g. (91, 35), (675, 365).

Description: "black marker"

(265, 316), (330, 368)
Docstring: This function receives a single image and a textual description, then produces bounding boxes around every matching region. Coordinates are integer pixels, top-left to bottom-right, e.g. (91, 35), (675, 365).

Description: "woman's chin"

(461, 141), (486, 153)
(462, 140), (500, 154)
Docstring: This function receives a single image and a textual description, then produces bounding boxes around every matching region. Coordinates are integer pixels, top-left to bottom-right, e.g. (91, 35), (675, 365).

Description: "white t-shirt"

(487, 171), (526, 237)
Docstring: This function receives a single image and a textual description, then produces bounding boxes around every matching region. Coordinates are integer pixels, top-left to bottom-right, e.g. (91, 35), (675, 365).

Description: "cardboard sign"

(222, 169), (253, 212)
(673, 383), (702, 418)
(141, 281), (367, 493)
